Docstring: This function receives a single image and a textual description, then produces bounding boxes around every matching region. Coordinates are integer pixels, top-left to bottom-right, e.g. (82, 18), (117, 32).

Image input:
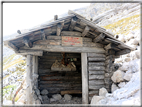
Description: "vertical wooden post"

(32, 56), (38, 88)
(33, 56), (38, 74)
(81, 53), (88, 104)
(26, 55), (33, 104)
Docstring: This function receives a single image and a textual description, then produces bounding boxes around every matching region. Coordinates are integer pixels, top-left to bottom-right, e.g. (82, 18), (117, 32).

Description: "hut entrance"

(38, 52), (82, 104)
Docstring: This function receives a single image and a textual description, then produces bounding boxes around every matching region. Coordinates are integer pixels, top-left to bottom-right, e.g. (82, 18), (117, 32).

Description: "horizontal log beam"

(33, 40), (61, 45)
(89, 85), (105, 90)
(88, 58), (105, 61)
(17, 50), (43, 56)
(88, 62), (105, 66)
(89, 75), (104, 80)
(20, 45), (105, 53)
(87, 53), (105, 58)
(89, 71), (105, 75)
(89, 80), (105, 85)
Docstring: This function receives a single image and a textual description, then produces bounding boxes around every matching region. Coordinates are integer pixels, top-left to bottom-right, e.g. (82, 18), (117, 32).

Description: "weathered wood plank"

(89, 71), (105, 75)
(93, 33), (105, 43)
(20, 45), (105, 53)
(81, 53), (88, 104)
(87, 53), (105, 57)
(89, 90), (99, 95)
(82, 26), (90, 37)
(26, 55), (33, 104)
(89, 75), (104, 80)
(33, 40), (61, 45)
(83, 42), (104, 48)
(39, 76), (81, 81)
(89, 80), (105, 85)
(89, 66), (105, 71)
(89, 85), (105, 90)
(88, 62), (105, 66)
(17, 50), (43, 56)
(62, 36), (83, 47)
(88, 57), (105, 61)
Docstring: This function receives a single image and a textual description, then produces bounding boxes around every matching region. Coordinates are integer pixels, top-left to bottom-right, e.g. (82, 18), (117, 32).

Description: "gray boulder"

(99, 87), (108, 97)
(41, 89), (48, 95)
(52, 94), (62, 101)
(64, 94), (72, 101)
(111, 83), (119, 93)
(111, 70), (125, 83)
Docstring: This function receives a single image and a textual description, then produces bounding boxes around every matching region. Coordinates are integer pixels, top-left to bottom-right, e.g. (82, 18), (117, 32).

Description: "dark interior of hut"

(38, 52), (82, 104)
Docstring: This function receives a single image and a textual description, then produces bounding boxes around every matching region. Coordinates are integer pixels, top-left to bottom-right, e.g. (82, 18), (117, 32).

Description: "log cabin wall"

(87, 53), (106, 102)
(38, 52), (82, 97)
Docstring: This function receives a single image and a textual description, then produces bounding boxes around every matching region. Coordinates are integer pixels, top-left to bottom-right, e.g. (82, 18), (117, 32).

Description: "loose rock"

(64, 94), (72, 101)
(50, 98), (56, 102)
(118, 82), (126, 88)
(111, 70), (125, 83)
(99, 87), (108, 97)
(91, 96), (105, 104)
(123, 71), (133, 81)
(41, 89), (48, 95)
(52, 94), (62, 101)
(111, 83), (119, 93)
(42, 95), (48, 101)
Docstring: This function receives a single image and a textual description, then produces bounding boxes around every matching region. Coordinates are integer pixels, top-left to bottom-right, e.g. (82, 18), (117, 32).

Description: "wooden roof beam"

(93, 33), (105, 43)
(23, 37), (33, 48)
(115, 49), (131, 56)
(17, 50), (43, 56)
(57, 21), (64, 36)
(82, 26), (90, 37)
(69, 17), (77, 31)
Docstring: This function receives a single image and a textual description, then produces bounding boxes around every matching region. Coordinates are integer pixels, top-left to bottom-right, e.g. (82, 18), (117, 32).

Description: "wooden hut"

(4, 10), (133, 104)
